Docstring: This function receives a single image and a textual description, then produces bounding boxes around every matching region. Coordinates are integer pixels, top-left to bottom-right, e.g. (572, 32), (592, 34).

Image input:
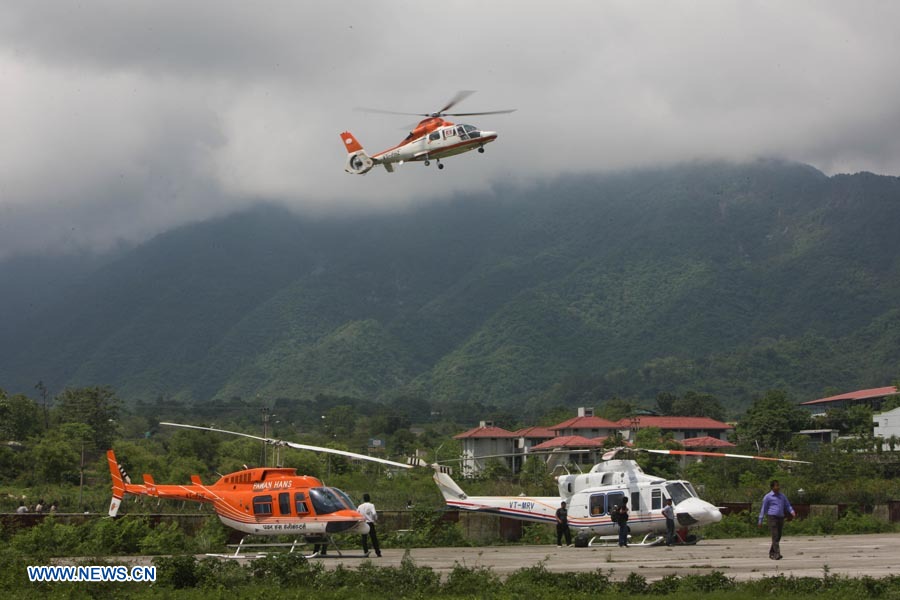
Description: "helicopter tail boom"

(340, 131), (375, 174)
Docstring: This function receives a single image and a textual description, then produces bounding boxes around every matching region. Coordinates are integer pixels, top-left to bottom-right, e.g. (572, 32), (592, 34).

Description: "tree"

(0, 389), (43, 441)
(597, 398), (636, 421)
(54, 386), (120, 450)
(735, 389), (809, 452)
(672, 391), (725, 421)
(655, 392), (677, 415)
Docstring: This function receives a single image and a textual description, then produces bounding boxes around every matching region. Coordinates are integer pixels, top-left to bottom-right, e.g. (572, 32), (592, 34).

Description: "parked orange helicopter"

(341, 90), (515, 173)
(107, 423), (411, 556)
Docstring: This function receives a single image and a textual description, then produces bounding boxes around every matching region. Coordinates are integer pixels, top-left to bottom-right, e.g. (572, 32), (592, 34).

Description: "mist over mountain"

(2, 160), (899, 414)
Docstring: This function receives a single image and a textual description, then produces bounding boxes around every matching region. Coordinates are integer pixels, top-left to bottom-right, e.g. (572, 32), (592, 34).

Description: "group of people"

(556, 496), (677, 548)
(15, 499), (57, 514)
(554, 480), (795, 558)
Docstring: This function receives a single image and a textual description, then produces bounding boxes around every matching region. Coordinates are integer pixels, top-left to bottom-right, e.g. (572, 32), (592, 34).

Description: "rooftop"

(680, 436), (736, 449)
(453, 425), (517, 439)
(550, 416), (621, 431)
(800, 386), (899, 406)
(530, 435), (609, 450)
(616, 416), (733, 430)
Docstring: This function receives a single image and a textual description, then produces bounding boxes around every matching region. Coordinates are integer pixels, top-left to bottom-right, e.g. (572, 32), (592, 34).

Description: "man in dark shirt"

(556, 501), (572, 546)
(616, 498), (629, 547)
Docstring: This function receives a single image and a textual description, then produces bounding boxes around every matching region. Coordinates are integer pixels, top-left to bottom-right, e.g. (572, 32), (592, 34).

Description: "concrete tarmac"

(316, 534), (900, 581)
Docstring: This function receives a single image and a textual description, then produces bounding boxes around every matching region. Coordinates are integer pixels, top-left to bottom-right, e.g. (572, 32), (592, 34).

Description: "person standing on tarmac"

(758, 479), (796, 560)
(616, 498), (629, 547)
(358, 493), (382, 557)
(556, 501), (572, 547)
(662, 498), (676, 546)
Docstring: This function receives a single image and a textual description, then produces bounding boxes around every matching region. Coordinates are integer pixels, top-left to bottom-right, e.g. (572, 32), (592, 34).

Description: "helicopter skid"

(587, 533), (666, 547)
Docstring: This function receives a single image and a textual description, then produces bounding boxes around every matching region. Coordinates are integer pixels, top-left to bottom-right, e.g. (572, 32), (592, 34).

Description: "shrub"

(154, 554), (199, 589)
(139, 521), (187, 554)
(249, 552), (319, 587)
(443, 563), (502, 596)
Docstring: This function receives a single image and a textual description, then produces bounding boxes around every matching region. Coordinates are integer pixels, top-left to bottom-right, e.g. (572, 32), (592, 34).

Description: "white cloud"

(0, 1), (898, 257)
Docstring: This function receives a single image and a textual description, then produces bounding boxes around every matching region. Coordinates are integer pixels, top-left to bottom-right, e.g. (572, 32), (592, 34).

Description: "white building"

(874, 407), (900, 450)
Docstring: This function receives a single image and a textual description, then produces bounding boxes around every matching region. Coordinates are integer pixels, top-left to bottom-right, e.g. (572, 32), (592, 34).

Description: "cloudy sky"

(1, 1), (898, 258)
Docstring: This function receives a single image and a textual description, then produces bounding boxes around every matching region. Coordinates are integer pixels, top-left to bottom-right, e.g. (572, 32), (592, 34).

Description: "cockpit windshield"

(461, 124), (480, 138)
(666, 482), (693, 506)
(309, 487), (352, 515)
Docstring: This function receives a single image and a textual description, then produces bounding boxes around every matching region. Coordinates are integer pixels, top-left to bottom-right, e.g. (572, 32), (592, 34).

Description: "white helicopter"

(341, 90), (515, 173)
(429, 447), (808, 546)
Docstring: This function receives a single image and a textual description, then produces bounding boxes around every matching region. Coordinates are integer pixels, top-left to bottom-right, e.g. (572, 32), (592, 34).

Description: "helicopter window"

(429, 132), (441, 141)
(309, 487), (347, 515)
(607, 491), (625, 517)
(252, 495), (273, 516)
(651, 488), (662, 510)
(457, 126), (468, 140)
(684, 482), (699, 497)
(631, 491), (640, 511)
(666, 482), (692, 506)
(462, 124), (480, 138)
(589, 493), (605, 516)
(278, 492), (291, 515)
(332, 488), (357, 510)
(295, 492), (309, 514)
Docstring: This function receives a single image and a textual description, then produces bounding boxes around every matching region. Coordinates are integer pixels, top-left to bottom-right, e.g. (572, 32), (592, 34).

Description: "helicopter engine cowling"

(345, 151), (374, 174)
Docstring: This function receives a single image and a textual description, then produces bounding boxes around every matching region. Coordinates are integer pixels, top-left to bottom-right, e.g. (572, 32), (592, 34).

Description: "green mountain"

(2, 160), (899, 413)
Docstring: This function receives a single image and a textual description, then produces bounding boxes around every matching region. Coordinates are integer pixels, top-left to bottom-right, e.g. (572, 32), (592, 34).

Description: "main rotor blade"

(443, 109), (517, 116)
(643, 448), (811, 464)
(354, 107), (429, 117)
(437, 90), (476, 114)
(159, 422), (412, 469)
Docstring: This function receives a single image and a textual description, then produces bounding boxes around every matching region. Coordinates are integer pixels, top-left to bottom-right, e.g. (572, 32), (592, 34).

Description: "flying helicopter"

(106, 422), (412, 557)
(341, 90), (515, 173)
(428, 447), (809, 546)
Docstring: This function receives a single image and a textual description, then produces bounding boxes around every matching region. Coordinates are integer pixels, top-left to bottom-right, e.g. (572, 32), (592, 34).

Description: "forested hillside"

(2, 160), (899, 414)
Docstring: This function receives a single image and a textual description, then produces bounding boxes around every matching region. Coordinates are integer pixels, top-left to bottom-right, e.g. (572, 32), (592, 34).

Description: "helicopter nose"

(675, 498), (722, 526)
(480, 130), (498, 140)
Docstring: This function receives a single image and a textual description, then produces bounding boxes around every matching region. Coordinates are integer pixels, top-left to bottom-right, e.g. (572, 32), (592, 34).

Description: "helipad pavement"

(316, 534), (900, 581)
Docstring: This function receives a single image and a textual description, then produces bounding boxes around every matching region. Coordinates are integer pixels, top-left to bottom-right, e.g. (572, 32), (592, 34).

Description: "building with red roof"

(800, 386), (899, 412)
(453, 421), (518, 476)
(680, 436), (737, 449)
(616, 416), (733, 442)
(549, 407), (620, 438)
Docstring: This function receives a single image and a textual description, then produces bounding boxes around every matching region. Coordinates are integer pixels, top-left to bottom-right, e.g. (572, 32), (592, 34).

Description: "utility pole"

(35, 381), (50, 430)
(261, 407), (270, 467)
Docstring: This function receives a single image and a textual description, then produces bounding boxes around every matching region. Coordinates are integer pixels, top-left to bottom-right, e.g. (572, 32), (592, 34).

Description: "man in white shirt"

(358, 493), (381, 557)
(661, 498), (676, 546)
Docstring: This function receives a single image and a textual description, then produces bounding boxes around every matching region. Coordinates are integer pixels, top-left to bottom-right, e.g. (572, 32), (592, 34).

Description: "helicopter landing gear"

(424, 160), (430, 166)
(478, 146), (485, 153)
(437, 161), (444, 170)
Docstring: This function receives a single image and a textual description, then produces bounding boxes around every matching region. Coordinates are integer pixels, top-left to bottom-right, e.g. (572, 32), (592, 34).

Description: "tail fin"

(433, 468), (468, 501)
(107, 450), (126, 517)
(340, 131), (375, 174)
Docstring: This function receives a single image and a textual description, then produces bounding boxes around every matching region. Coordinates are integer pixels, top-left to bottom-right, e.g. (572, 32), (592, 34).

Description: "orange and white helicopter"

(427, 447), (808, 546)
(107, 422), (411, 557)
(341, 90), (515, 173)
